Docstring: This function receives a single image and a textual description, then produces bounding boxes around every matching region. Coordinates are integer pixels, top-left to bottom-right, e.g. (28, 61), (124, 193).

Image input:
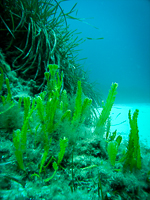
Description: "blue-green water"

(62, 0), (150, 103)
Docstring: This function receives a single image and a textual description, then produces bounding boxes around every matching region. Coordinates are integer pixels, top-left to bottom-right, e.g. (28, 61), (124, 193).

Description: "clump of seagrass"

(0, 0), (81, 87)
(0, 0), (101, 109)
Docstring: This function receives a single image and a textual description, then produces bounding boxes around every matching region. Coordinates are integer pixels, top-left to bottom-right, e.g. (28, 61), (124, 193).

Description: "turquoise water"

(62, 0), (150, 103)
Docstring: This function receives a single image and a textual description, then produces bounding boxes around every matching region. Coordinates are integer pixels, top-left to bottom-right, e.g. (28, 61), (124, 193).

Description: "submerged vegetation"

(0, 0), (100, 105)
(0, 0), (150, 199)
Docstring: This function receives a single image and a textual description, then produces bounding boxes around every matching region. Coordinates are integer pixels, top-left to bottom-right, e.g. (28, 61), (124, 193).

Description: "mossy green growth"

(45, 64), (63, 99)
(39, 137), (52, 175)
(107, 135), (122, 166)
(0, 67), (14, 114)
(123, 109), (142, 171)
(21, 98), (36, 151)
(94, 82), (118, 135)
(13, 98), (36, 169)
(1, 76), (13, 105)
(107, 141), (119, 166)
(71, 80), (92, 127)
(13, 129), (25, 170)
(36, 65), (62, 144)
(44, 137), (68, 182)
(36, 64), (63, 137)
(11, 63), (92, 176)
(60, 90), (69, 112)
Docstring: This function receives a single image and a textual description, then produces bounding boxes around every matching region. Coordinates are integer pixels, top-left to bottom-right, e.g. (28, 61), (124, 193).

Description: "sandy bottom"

(98, 103), (150, 147)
